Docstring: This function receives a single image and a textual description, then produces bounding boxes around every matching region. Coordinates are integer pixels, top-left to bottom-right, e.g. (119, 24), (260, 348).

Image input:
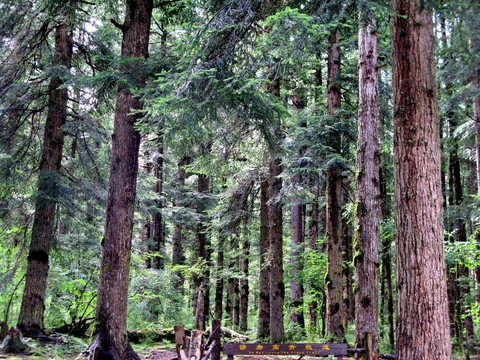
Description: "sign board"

(223, 343), (348, 356)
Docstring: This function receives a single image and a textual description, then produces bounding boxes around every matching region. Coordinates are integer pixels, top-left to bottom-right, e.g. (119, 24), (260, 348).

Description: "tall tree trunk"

(258, 179), (270, 340)
(226, 234), (239, 327)
(143, 151), (153, 269)
(342, 216), (354, 327)
(391, 0), (451, 357)
(289, 202), (305, 328)
(84, 1), (153, 358)
(240, 231), (249, 332)
(473, 35), (480, 305)
(18, 23), (73, 334)
(308, 186), (320, 331)
(268, 75), (284, 343)
(195, 173), (210, 331)
(354, 16), (380, 359)
(325, 27), (344, 343)
(379, 165), (395, 349)
(449, 120), (475, 352)
(172, 156), (189, 288)
(151, 137), (165, 269)
(289, 92), (306, 330)
(214, 238), (224, 320)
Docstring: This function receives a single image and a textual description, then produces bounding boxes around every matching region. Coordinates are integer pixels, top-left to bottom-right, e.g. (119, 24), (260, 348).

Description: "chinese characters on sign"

(234, 343), (335, 355)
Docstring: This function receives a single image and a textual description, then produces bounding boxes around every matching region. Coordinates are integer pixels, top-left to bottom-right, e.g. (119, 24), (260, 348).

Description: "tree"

(17, 22), (73, 334)
(391, 0), (452, 357)
(289, 92), (307, 330)
(81, 0), (153, 358)
(354, 11), (380, 358)
(268, 74), (285, 343)
(325, 26), (344, 342)
(172, 156), (190, 288)
(258, 178), (271, 339)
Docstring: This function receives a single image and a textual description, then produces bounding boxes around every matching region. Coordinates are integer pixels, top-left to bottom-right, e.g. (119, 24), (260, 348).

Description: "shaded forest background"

(0, 0), (479, 358)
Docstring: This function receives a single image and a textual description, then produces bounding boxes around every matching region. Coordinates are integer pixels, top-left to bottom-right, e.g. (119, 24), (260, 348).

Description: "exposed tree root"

(75, 332), (140, 360)
(0, 327), (32, 354)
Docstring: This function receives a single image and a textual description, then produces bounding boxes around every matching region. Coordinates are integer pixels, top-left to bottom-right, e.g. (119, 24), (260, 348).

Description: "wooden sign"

(223, 343), (348, 356)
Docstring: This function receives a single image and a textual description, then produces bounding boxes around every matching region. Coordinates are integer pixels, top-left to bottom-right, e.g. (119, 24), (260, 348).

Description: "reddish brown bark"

(83, 1), (153, 358)
(391, 0), (451, 357)
(18, 23), (73, 334)
(354, 17), (380, 359)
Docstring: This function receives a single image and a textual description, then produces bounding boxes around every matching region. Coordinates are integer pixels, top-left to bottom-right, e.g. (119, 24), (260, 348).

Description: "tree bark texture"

(258, 179), (270, 340)
(87, 1), (152, 358)
(325, 27), (344, 343)
(391, 0), (452, 358)
(325, 166), (344, 342)
(354, 18), (380, 359)
(18, 23), (73, 333)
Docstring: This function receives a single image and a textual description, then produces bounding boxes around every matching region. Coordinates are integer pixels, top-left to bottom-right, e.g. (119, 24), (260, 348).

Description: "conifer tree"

(18, 21), (73, 334)
(354, 10), (380, 358)
(391, 0), (451, 357)
(81, 0), (153, 358)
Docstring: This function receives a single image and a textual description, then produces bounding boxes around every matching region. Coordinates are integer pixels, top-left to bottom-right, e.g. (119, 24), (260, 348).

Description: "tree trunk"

(269, 152), (284, 342)
(17, 23), (73, 334)
(195, 173), (210, 331)
(240, 233), (249, 332)
(143, 151), (153, 269)
(258, 179), (270, 340)
(473, 35), (480, 306)
(226, 235), (239, 327)
(449, 119), (475, 352)
(289, 202), (305, 328)
(308, 186), (320, 331)
(325, 27), (344, 343)
(379, 165), (395, 349)
(391, 0), (452, 357)
(342, 216), (354, 327)
(354, 16), (380, 359)
(172, 156), (189, 288)
(214, 239), (224, 320)
(83, 1), (152, 358)
(325, 165), (344, 342)
(151, 138), (165, 269)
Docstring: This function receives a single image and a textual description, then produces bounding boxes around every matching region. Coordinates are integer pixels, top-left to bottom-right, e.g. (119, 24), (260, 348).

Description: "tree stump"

(0, 328), (32, 354)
